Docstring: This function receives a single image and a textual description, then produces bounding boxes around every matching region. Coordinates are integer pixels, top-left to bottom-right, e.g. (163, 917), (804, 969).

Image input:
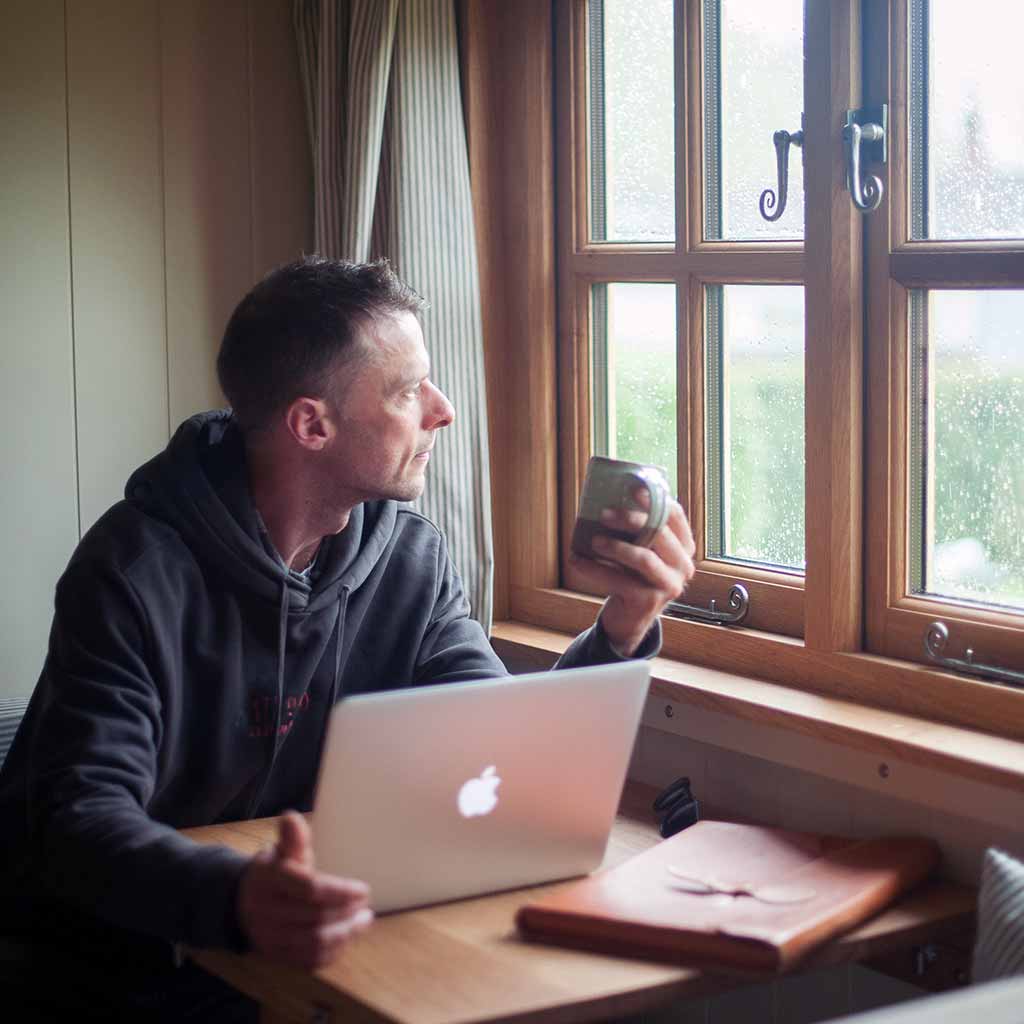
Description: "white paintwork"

(0, 1), (79, 700)
(0, 0), (311, 701)
(67, 0), (169, 532)
(642, 695), (1024, 834)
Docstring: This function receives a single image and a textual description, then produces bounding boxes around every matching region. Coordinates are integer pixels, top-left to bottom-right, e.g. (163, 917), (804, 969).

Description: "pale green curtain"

(294, 0), (493, 631)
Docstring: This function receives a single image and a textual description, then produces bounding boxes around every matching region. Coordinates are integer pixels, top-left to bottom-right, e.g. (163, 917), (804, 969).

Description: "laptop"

(311, 661), (650, 913)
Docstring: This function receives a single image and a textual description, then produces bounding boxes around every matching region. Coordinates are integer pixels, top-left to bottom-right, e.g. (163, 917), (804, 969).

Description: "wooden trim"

(895, 594), (1024, 631)
(575, 243), (676, 256)
(568, 249), (805, 281)
(867, 277), (908, 652)
(689, 253), (805, 282)
(699, 558), (803, 588)
(501, 0), (559, 593)
(683, 275), (805, 637)
(894, 240), (1024, 255)
(491, 618), (1024, 795)
(861, 0), (903, 662)
(567, 251), (682, 278)
(684, 0), (703, 252)
(504, 586), (1024, 742)
(556, 0), (581, 594)
(558, 279), (593, 581)
(690, 241), (803, 256)
(888, 0), (909, 249)
(673, 0), (689, 253)
(802, 0), (864, 653)
(890, 251), (1024, 286)
(570, 0), (588, 250)
(685, 273), (704, 567)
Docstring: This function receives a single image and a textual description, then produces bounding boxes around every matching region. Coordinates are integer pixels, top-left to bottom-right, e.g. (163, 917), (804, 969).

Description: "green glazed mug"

(570, 456), (671, 560)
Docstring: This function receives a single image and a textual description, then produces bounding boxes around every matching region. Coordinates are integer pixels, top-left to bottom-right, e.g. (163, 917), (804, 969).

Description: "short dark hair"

(216, 256), (426, 431)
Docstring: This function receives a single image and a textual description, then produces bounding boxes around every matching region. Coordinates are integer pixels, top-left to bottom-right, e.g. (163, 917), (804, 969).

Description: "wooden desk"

(184, 784), (975, 1024)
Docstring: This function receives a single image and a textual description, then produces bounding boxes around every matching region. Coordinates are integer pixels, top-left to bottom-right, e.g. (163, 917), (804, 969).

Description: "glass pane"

(588, 0), (674, 242)
(910, 291), (1024, 608)
(706, 284), (804, 569)
(591, 283), (677, 495)
(910, 0), (1024, 239)
(705, 0), (804, 241)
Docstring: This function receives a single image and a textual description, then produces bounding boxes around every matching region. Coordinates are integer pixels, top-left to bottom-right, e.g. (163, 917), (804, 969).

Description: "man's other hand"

(237, 810), (373, 969)
(570, 492), (696, 657)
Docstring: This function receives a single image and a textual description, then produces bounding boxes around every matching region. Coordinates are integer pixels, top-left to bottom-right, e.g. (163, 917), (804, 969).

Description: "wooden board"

(185, 781), (974, 1024)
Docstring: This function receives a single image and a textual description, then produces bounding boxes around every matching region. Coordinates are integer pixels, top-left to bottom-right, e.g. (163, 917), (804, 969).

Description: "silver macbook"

(311, 661), (650, 913)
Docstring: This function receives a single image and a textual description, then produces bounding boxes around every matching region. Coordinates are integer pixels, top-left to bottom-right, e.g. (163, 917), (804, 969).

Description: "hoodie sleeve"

(18, 561), (249, 951)
(411, 534), (661, 684)
(553, 612), (662, 668)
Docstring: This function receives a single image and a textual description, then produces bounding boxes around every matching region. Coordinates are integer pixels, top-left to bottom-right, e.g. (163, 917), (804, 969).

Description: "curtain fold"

(293, 0), (494, 632)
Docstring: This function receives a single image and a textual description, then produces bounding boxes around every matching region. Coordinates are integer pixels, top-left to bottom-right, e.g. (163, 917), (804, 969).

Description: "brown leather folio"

(516, 821), (939, 973)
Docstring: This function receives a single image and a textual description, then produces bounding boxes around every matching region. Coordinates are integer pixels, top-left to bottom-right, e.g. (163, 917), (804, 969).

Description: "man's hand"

(237, 810), (373, 969)
(570, 491), (696, 657)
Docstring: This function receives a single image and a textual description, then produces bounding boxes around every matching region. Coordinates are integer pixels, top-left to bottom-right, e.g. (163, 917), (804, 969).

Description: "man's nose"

(427, 382), (455, 429)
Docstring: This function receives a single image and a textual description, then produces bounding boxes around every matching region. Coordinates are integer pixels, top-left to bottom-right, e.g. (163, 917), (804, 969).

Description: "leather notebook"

(516, 820), (939, 973)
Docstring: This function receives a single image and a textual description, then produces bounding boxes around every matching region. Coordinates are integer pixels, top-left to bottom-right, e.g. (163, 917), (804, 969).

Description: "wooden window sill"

(504, 587), (1024, 742)
(491, 619), (1024, 828)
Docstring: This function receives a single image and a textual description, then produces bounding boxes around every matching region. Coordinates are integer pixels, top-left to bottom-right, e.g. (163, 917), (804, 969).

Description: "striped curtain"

(294, 0), (494, 631)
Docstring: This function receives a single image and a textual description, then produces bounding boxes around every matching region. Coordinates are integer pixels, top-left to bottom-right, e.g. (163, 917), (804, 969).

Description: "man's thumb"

(275, 810), (314, 868)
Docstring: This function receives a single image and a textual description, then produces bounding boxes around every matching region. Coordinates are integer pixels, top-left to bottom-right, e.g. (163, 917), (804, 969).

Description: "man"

(0, 257), (695, 1020)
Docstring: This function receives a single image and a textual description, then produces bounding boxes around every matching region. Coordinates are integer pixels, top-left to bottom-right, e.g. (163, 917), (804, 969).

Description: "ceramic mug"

(570, 456), (671, 560)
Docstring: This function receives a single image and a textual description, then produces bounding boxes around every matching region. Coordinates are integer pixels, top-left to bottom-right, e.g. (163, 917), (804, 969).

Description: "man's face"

(323, 311), (455, 506)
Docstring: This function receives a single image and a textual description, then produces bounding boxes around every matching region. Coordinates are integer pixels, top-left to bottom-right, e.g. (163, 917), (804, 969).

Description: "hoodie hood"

(124, 410), (396, 613)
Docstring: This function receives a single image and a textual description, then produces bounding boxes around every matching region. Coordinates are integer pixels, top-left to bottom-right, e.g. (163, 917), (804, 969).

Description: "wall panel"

(0, 1), (78, 698)
(67, 0), (169, 532)
(250, 0), (313, 277)
(0, 1), (312, 702)
(162, 0), (254, 425)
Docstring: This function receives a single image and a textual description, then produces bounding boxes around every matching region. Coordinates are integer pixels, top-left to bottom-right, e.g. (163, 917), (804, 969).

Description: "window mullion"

(802, 0), (865, 652)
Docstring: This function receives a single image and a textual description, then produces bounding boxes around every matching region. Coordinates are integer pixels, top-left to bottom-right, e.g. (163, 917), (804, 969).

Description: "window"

(538, 0), (1024, 724)
(864, 0), (1024, 670)
(559, 0), (807, 637)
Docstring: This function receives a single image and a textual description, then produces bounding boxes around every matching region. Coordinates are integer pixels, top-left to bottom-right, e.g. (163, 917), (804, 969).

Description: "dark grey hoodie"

(0, 411), (654, 963)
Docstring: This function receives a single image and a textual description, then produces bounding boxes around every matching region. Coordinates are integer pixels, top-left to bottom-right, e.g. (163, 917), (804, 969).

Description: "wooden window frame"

(462, 0), (1024, 742)
(864, 0), (1024, 670)
(558, 0), (806, 638)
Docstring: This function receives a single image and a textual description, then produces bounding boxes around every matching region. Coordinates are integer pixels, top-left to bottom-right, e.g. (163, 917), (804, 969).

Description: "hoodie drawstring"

(245, 580), (290, 818)
(328, 588), (349, 709)
(312, 588), (349, 778)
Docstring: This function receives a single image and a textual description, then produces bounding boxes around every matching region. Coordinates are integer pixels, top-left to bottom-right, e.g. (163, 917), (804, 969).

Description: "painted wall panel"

(0, 2), (79, 698)
(162, 0), (253, 426)
(250, 0), (313, 278)
(67, 0), (169, 532)
(0, 1), (312, 704)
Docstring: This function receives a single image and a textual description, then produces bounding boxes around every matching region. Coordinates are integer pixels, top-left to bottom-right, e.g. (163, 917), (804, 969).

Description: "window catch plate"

(665, 583), (750, 626)
(924, 620), (1024, 689)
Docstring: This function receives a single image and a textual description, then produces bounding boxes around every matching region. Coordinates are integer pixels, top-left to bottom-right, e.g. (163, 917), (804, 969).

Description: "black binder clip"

(652, 776), (700, 838)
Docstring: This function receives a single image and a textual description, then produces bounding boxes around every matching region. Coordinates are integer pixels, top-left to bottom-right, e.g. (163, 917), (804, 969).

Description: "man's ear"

(285, 397), (334, 451)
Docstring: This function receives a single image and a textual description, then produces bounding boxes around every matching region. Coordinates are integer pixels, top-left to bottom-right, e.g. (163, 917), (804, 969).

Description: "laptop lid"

(311, 660), (650, 913)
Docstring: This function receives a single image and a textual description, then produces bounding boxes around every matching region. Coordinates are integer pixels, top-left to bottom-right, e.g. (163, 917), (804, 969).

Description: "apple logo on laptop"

(457, 765), (501, 818)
